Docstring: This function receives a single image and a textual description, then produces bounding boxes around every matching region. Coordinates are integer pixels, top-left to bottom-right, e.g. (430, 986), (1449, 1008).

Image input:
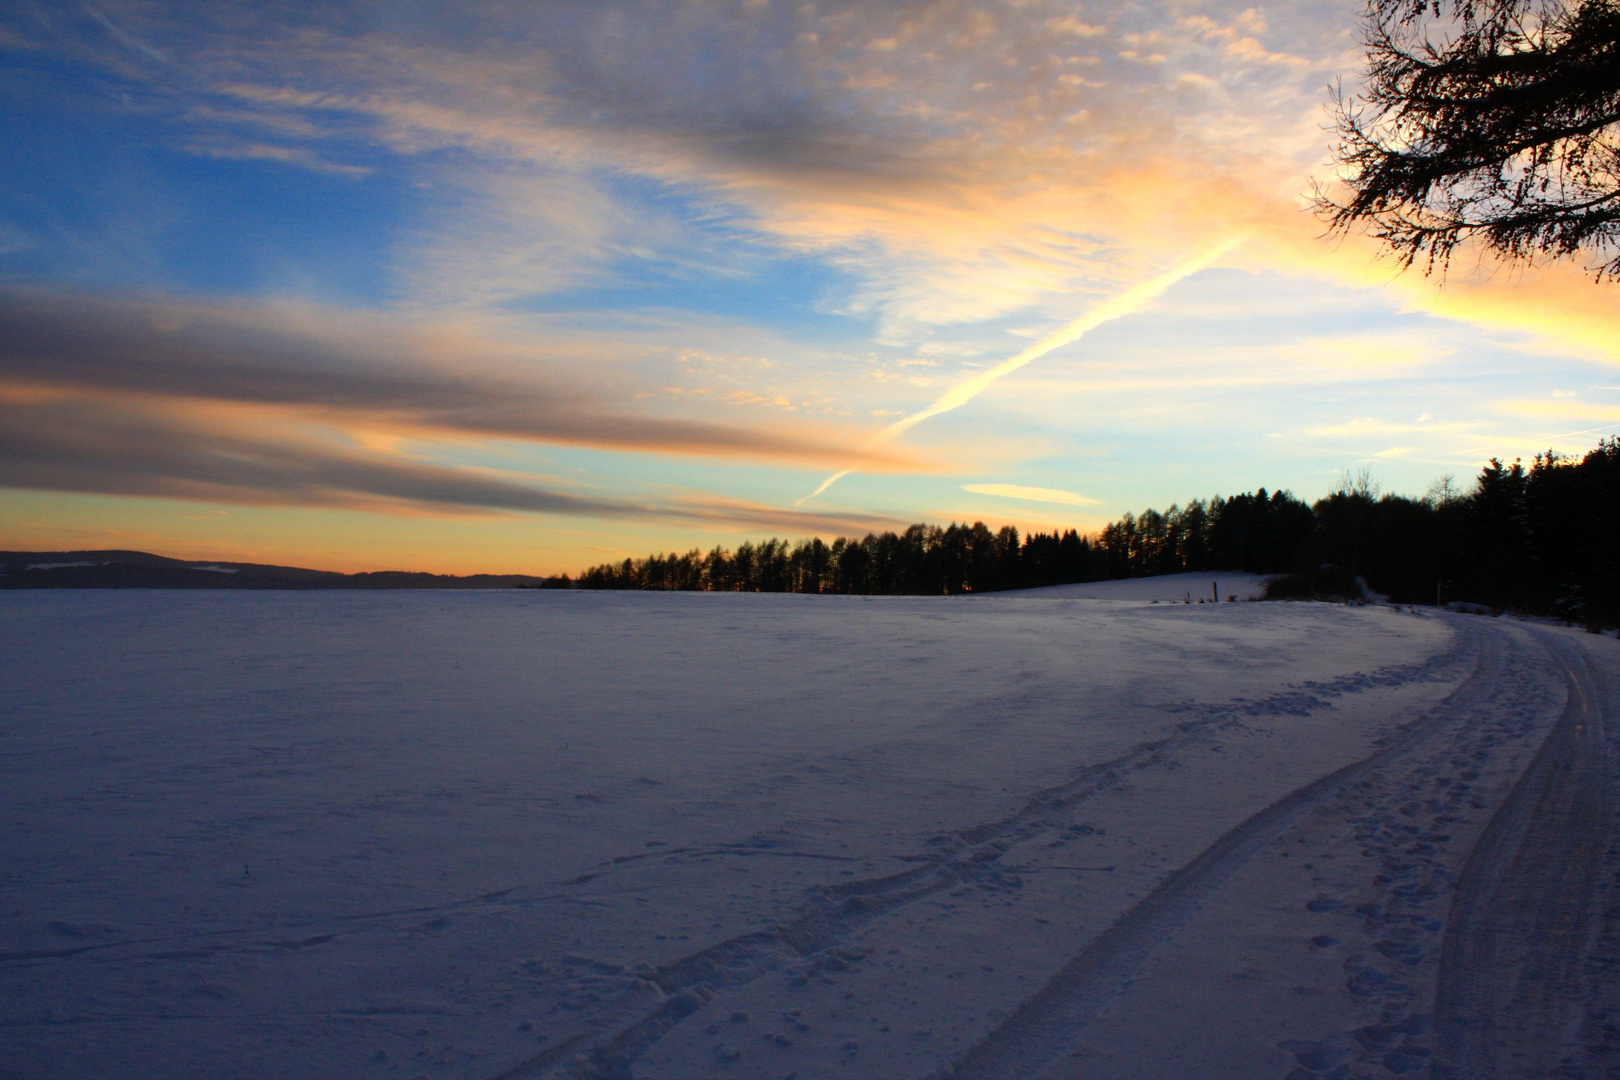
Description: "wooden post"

(1213, 581), (1219, 603)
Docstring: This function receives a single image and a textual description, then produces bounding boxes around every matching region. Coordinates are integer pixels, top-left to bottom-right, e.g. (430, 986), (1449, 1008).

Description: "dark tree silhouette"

(1318, 0), (1620, 277)
(574, 438), (1620, 629)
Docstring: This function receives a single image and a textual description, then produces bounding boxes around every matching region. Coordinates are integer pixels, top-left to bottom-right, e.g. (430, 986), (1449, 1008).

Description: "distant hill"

(0, 550), (567, 590)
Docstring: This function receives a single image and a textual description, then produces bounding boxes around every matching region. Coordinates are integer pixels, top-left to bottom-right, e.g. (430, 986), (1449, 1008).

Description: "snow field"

(1, 589), (1614, 1079)
(1011, 571), (1273, 602)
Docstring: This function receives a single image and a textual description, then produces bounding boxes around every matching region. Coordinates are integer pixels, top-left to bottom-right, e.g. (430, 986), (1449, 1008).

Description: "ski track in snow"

(1431, 632), (1618, 1079)
(502, 628), (1476, 1080)
(946, 620), (1617, 1080)
(945, 624), (1505, 1080)
(1, 592), (1618, 1080)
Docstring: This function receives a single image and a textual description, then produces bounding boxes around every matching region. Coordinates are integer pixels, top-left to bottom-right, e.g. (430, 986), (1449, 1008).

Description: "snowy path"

(1, 592), (1617, 1080)
(1432, 633), (1618, 1079)
(949, 624), (1507, 1080)
(947, 621), (1618, 1080)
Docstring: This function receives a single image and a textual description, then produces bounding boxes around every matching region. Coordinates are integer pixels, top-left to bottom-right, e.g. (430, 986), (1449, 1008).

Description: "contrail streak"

(797, 240), (1240, 505)
(800, 469), (853, 504)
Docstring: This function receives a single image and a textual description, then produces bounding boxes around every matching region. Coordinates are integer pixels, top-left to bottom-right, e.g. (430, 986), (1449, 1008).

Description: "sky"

(1, 1), (1617, 575)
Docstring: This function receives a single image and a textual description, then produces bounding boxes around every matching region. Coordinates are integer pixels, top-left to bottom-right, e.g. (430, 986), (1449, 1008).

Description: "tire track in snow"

(1431, 630), (1616, 1079)
(491, 626), (1481, 1080)
(942, 622), (1500, 1080)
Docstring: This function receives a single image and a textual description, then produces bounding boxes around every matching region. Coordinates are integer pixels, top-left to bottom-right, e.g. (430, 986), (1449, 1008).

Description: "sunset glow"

(2, 1), (1616, 572)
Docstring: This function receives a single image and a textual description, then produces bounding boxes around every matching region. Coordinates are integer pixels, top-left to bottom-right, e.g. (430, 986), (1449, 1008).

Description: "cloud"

(871, 241), (1239, 441)
(962, 483), (1101, 507)
(1493, 399), (1620, 423)
(0, 289), (916, 469)
(7, 0), (1619, 549)
(0, 386), (903, 533)
(82, 4), (171, 64)
(1047, 16), (1107, 38)
(797, 243), (1237, 501)
(184, 139), (371, 178)
(0, 286), (945, 526)
(8, 3), (1331, 320)
(19, 0), (1619, 361)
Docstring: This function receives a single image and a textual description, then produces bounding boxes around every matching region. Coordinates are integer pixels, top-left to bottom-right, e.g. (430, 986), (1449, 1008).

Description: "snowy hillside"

(1, 589), (1616, 1079)
(1011, 570), (1273, 602)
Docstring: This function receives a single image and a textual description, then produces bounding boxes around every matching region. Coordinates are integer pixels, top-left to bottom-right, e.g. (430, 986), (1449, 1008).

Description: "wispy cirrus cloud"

(797, 243), (1238, 502)
(4, 4), (1317, 308)
(962, 484), (1101, 507)
(0, 287), (934, 529)
(13, 0), (1618, 356)
(0, 289), (917, 468)
(2, 0), (1616, 567)
(0, 385), (905, 533)
(184, 139), (372, 178)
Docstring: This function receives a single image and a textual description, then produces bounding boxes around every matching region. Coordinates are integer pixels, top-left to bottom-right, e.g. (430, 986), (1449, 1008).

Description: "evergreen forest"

(574, 439), (1620, 630)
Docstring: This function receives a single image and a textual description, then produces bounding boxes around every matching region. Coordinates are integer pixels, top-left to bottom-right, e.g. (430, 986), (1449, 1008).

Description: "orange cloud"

(0, 289), (924, 471)
(66, 0), (1612, 366)
(0, 383), (907, 532)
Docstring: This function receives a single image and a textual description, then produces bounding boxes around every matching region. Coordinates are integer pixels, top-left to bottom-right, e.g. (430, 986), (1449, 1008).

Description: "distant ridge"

(0, 550), (567, 590)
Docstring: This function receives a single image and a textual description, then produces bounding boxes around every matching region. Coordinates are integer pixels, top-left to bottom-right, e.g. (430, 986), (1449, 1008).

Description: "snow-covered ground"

(1014, 571), (1273, 602)
(2, 588), (1617, 1079)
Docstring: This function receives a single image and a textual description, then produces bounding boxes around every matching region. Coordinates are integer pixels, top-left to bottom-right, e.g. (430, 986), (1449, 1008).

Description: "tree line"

(572, 438), (1620, 629)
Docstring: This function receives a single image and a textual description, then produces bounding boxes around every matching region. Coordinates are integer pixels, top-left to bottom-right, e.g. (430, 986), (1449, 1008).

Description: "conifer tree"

(1320, 0), (1620, 276)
